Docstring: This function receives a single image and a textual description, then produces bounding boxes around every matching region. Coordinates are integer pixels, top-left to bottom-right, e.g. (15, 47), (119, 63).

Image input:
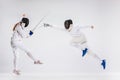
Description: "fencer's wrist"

(44, 23), (51, 27)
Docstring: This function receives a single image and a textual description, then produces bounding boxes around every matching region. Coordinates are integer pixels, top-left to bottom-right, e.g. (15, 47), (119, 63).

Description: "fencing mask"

(64, 19), (73, 29)
(21, 18), (29, 27)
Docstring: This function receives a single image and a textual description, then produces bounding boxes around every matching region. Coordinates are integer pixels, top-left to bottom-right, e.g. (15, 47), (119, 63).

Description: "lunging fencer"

(11, 14), (43, 75)
(44, 19), (106, 70)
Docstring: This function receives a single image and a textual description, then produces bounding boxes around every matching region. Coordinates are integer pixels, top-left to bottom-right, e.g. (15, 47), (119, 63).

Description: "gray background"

(0, 0), (119, 74)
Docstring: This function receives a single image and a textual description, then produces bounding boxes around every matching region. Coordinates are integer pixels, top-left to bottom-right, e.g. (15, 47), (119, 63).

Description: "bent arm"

(16, 25), (30, 38)
(78, 25), (94, 29)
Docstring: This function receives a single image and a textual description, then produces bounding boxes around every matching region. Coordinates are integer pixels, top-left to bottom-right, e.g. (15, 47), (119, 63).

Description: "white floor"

(0, 73), (120, 80)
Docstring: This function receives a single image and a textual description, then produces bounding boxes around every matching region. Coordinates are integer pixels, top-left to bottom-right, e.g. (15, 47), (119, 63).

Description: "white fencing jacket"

(69, 25), (91, 37)
(11, 23), (29, 42)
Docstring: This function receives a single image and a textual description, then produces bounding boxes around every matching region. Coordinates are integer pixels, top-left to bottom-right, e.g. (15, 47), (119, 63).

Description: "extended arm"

(44, 23), (65, 31)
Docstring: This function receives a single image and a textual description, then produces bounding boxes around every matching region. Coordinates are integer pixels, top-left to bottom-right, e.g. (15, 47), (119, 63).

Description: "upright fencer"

(44, 19), (106, 70)
(11, 14), (43, 75)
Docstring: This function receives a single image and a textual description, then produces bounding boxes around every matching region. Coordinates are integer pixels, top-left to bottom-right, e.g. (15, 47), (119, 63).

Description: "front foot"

(13, 69), (20, 75)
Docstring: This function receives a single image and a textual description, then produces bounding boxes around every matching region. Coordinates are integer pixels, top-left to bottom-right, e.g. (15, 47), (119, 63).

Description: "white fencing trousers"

(11, 40), (30, 53)
(70, 33), (88, 50)
(11, 40), (31, 69)
(70, 36), (101, 61)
